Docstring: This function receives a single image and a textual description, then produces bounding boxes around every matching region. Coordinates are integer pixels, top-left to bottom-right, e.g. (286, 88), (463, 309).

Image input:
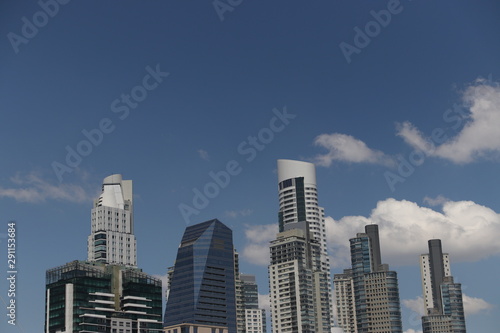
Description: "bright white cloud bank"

(397, 80), (500, 164)
(313, 133), (395, 167)
(242, 198), (500, 268)
(326, 198), (500, 267)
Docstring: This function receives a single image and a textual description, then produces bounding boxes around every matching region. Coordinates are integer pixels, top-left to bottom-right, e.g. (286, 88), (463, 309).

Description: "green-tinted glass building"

(45, 261), (163, 332)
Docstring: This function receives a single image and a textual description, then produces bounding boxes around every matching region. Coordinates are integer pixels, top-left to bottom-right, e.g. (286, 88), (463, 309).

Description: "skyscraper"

(269, 225), (330, 333)
(87, 174), (137, 267)
(334, 224), (403, 333)
(45, 174), (163, 333)
(269, 159), (333, 333)
(238, 274), (266, 333)
(277, 159), (329, 273)
(420, 239), (466, 333)
(333, 269), (356, 332)
(164, 219), (237, 333)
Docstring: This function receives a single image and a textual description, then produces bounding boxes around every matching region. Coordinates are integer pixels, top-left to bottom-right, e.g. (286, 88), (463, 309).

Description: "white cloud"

(403, 294), (493, 317)
(403, 296), (426, 316)
(326, 198), (500, 267)
(0, 172), (90, 203)
(404, 329), (422, 333)
(197, 149), (210, 161)
(463, 294), (494, 315)
(258, 293), (271, 312)
(153, 272), (170, 304)
(313, 133), (395, 167)
(423, 195), (450, 207)
(225, 209), (253, 218)
(397, 81), (500, 163)
(241, 224), (278, 266)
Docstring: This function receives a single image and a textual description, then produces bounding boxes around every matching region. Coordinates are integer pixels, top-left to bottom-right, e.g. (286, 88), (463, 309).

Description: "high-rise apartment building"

(164, 219), (237, 333)
(269, 225), (327, 333)
(420, 239), (466, 333)
(87, 174), (137, 267)
(334, 224), (403, 333)
(45, 174), (162, 333)
(269, 159), (333, 333)
(333, 269), (356, 332)
(238, 274), (266, 333)
(277, 159), (329, 273)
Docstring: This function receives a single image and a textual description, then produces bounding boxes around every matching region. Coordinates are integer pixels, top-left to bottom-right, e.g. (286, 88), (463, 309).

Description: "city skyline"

(2, 1), (500, 332)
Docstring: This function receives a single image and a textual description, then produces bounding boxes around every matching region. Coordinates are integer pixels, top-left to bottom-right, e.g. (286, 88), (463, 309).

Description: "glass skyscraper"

(164, 219), (237, 333)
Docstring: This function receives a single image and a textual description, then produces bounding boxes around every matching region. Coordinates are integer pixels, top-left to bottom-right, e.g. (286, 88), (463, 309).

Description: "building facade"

(277, 159), (329, 274)
(269, 159), (333, 332)
(269, 224), (330, 333)
(420, 239), (466, 333)
(87, 174), (137, 267)
(333, 269), (356, 333)
(45, 174), (163, 333)
(164, 219), (237, 333)
(334, 225), (403, 333)
(45, 261), (163, 333)
(238, 274), (266, 333)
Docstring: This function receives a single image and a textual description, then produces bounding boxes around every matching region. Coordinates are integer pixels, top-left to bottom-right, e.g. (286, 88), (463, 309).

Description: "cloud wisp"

(313, 133), (395, 167)
(403, 294), (493, 317)
(197, 149), (210, 161)
(0, 172), (91, 203)
(225, 209), (253, 219)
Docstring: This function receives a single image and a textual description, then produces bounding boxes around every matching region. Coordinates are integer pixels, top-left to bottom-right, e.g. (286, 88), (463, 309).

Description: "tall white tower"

(277, 159), (329, 271)
(87, 174), (137, 267)
(274, 159), (334, 331)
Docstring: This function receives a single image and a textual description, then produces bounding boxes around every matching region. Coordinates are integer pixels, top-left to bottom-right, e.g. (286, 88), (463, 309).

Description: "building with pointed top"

(164, 219), (237, 333)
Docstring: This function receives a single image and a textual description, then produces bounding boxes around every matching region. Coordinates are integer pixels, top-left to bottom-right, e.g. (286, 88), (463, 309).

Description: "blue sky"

(1, 1), (500, 332)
